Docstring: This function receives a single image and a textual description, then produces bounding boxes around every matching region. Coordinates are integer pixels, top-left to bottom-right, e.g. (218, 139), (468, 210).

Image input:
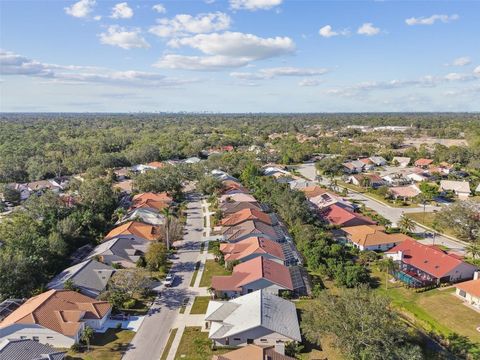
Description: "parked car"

(163, 273), (176, 287)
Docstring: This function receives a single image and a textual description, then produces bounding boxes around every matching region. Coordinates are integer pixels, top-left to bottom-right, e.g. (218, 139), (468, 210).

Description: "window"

(47, 336), (54, 339)
(233, 338), (241, 341)
(20, 336), (27, 340)
(32, 336), (39, 341)
(247, 339), (254, 344)
(458, 290), (466, 298)
(260, 339), (268, 342)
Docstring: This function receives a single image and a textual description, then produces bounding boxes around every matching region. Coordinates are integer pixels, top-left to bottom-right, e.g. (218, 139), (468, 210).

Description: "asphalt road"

(295, 163), (466, 253)
(122, 195), (203, 360)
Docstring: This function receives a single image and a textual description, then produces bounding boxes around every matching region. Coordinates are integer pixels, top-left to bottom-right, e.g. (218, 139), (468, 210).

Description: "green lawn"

(66, 329), (135, 360)
(405, 212), (458, 238)
(371, 269), (480, 342)
(199, 259), (231, 287)
(160, 328), (178, 360)
(174, 327), (231, 360)
(190, 296), (211, 314)
(189, 261), (201, 287)
(208, 240), (220, 254)
(338, 181), (415, 208)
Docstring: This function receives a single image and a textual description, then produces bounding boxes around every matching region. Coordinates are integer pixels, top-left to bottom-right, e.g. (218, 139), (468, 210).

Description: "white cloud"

(475, 65), (480, 75)
(405, 14), (459, 26)
(318, 25), (349, 38)
(99, 26), (150, 49)
(93, 15), (102, 21)
(149, 12), (231, 38)
(0, 50), (197, 87)
(111, 2), (134, 19)
(65, 0), (96, 18)
(168, 32), (295, 60)
(152, 4), (166, 14)
(299, 79), (321, 87)
(357, 23), (380, 36)
(448, 56), (472, 66)
(230, 0), (282, 11)
(230, 67), (328, 80)
(154, 54), (250, 70)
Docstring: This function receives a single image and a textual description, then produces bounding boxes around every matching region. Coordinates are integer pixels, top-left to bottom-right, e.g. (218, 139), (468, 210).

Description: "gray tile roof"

(0, 339), (65, 360)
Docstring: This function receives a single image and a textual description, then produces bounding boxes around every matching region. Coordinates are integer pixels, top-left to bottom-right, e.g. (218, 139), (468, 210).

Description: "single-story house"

(220, 201), (263, 215)
(309, 192), (354, 211)
(117, 208), (165, 226)
(369, 156), (388, 166)
(439, 180), (471, 200)
(0, 290), (111, 348)
(341, 225), (411, 251)
(262, 166), (290, 177)
(455, 273), (480, 310)
(392, 157), (411, 168)
(204, 289), (301, 347)
(386, 239), (477, 287)
(222, 220), (281, 243)
(130, 164), (157, 173)
(104, 221), (160, 242)
(27, 180), (63, 194)
(342, 160), (364, 174)
(220, 193), (258, 204)
(406, 172), (429, 183)
(87, 237), (148, 268)
(319, 204), (376, 227)
(220, 208), (273, 227)
(211, 257), (294, 298)
(300, 185), (328, 199)
(48, 259), (115, 298)
(220, 181), (249, 195)
(220, 236), (285, 265)
(0, 338), (66, 360)
(348, 174), (385, 188)
(212, 344), (294, 360)
(359, 158), (375, 171)
(382, 173), (410, 186)
(211, 170), (239, 183)
(414, 158), (434, 169)
(146, 161), (165, 169)
(130, 192), (172, 212)
(388, 185), (421, 200)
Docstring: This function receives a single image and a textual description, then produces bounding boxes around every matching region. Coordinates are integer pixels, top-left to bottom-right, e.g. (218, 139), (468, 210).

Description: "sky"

(0, 0), (479, 112)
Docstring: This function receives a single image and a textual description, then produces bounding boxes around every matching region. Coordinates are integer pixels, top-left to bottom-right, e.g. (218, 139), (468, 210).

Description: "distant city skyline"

(1, 0), (479, 112)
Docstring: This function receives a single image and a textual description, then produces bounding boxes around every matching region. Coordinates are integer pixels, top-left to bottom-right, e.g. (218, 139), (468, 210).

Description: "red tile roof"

(300, 186), (328, 199)
(211, 257), (293, 292)
(220, 236), (285, 262)
(455, 278), (480, 298)
(319, 204), (376, 227)
(220, 208), (272, 227)
(414, 158), (434, 166)
(387, 239), (475, 279)
(104, 221), (159, 241)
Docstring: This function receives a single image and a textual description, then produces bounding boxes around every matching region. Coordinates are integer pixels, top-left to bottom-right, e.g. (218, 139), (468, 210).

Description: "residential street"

(122, 194), (203, 360)
(295, 163), (466, 253)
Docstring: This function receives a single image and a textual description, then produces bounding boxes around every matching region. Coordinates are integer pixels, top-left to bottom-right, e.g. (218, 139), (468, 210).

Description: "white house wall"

(0, 323), (78, 348)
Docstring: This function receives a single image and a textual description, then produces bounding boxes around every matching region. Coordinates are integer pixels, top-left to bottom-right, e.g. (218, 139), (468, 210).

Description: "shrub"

(122, 298), (136, 309)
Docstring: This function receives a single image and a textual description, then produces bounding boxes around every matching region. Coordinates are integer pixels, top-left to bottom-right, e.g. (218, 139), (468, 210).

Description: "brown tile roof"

(389, 185), (420, 198)
(342, 225), (411, 247)
(220, 201), (262, 214)
(146, 161), (165, 169)
(222, 220), (279, 242)
(220, 236), (285, 262)
(211, 257), (293, 292)
(220, 208), (272, 227)
(415, 158), (434, 166)
(455, 279), (480, 298)
(0, 290), (111, 337)
(105, 221), (160, 241)
(220, 193), (258, 203)
(319, 204), (376, 227)
(300, 185), (328, 199)
(132, 192), (172, 203)
(213, 345), (295, 360)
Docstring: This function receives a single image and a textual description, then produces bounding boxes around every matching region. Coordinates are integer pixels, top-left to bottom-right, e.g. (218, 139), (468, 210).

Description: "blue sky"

(1, 0), (479, 112)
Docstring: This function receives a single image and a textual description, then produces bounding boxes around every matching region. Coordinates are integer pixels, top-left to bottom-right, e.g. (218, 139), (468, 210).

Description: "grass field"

(174, 327), (231, 360)
(189, 261), (201, 287)
(371, 269), (480, 342)
(405, 212), (459, 238)
(190, 296), (211, 314)
(199, 259), (231, 287)
(159, 328), (178, 360)
(66, 329), (135, 360)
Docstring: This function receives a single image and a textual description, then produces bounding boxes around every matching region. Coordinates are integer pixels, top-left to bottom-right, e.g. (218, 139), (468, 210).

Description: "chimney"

(474, 271), (479, 280)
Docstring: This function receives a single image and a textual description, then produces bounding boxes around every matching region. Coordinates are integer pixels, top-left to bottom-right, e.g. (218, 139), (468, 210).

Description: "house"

(300, 185), (328, 199)
(439, 180), (471, 200)
(118, 208), (165, 226)
(341, 225), (411, 251)
(47, 259), (115, 298)
(382, 173), (410, 186)
(348, 174), (385, 188)
(220, 180), (249, 195)
(146, 161), (165, 169)
(220, 237), (285, 265)
(455, 272), (480, 310)
(131, 192), (173, 208)
(392, 157), (411, 168)
(211, 257), (295, 298)
(406, 172), (429, 183)
(222, 220), (282, 243)
(27, 180), (62, 194)
(342, 160), (364, 174)
(414, 158), (434, 169)
(388, 185), (421, 201)
(184, 156), (201, 164)
(113, 179), (133, 194)
(0, 338), (66, 360)
(386, 239), (477, 287)
(104, 221), (160, 242)
(263, 166), (290, 177)
(3, 183), (30, 201)
(220, 208), (273, 227)
(369, 156), (387, 166)
(309, 192), (354, 211)
(113, 167), (130, 181)
(131, 164), (156, 173)
(212, 344), (294, 360)
(0, 290), (111, 348)
(319, 204), (376, 227)
(211, 170), (239, 183)
(359, 158), (375, 171)
(87, 237), (148, 268)
(220, 201), (263, 215)
(204, 290), (301, 347)
(220, 193), (258, 204)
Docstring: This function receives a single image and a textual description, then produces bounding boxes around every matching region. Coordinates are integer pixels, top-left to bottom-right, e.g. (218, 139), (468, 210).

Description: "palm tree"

(376, 257), (398, 290)
(465, 241), (480, 259)
(81, 326), (94, 352)
(161, 207), (176, 251)
(398, 214), (416, 235)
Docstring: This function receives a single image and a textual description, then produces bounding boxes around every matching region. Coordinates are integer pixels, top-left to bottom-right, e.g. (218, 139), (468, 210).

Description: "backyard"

(174, 327), (231, 360)
(199, 259), (231, 287)
(66, 329), (135, 360)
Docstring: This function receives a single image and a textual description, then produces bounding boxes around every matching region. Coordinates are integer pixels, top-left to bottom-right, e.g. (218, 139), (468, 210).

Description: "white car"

(163, 274), (176, 287)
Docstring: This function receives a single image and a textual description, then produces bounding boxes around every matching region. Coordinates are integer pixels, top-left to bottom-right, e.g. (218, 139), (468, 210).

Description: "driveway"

(122, 194), (204, 360)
